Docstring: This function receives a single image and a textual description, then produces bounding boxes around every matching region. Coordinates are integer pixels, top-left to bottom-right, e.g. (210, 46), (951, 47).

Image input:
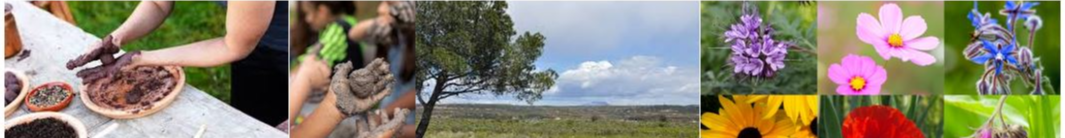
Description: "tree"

(415, 1), (558, 136)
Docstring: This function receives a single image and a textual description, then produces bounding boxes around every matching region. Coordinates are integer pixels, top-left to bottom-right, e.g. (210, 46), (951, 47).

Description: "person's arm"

(132, 2), (274, 67)
(346, 17), (393, 42)
(292, 91), (346, 138)
(289, 55), (332, 122)
(66, 1), (172, 70)
(109, 1), (173, 46)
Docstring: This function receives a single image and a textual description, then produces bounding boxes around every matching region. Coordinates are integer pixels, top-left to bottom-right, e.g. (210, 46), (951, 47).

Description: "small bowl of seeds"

(25, 82), (74, 112)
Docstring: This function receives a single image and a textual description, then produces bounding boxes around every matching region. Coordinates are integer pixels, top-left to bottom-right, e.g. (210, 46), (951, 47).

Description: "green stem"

(983, 95), (1009, 128)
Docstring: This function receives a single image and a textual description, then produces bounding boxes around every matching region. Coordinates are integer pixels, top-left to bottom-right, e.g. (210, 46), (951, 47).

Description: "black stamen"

(737, 127), (762, 138)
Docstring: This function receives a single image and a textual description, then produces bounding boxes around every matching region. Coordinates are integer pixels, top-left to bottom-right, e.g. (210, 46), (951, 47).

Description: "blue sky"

(439, 1), (701, 106)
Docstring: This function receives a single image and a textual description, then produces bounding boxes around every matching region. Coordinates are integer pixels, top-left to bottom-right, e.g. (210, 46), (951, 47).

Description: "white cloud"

(543, 55), (699, 105)
(431, 55), (699, 106)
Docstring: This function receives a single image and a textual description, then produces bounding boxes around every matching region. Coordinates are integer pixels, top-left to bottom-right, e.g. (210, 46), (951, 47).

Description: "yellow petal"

(807, 96), (819, 117)
(702, 113), (733, 130)
(702, 129), (735, 138)
(719, 96), (746, 126)
(745, 95), (767, 103)
(764, 96), (783, 119)
(736, 97), (754, 126)
(765, 120), (798, 136)
(784, 96), (800, 123)
(709, 128), (739, 136)
(796, 97), (813, 125)
(756, 115), (774, 133)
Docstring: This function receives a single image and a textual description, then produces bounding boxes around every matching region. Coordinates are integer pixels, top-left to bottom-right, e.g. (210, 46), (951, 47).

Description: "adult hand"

(75, 51), (140, 83)
(67, 35), (121, 70)
(332, 58), (394, 116)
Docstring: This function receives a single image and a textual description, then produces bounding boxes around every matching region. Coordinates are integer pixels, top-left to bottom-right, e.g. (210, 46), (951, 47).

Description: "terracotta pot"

(25, 82), (74, 112)
(5, 3), (23, 59)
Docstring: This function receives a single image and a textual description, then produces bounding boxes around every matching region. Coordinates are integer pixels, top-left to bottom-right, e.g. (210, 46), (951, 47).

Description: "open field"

(422, 104), (699, 138)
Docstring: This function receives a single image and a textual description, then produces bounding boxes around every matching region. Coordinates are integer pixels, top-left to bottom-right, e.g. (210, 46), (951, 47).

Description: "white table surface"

(4, 1), (287, 137)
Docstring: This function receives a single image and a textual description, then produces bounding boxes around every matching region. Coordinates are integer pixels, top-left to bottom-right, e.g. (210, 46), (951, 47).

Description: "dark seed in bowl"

(5, 117), (77, 138)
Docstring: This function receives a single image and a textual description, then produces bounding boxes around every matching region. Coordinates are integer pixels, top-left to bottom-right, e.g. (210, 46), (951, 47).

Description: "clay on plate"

(84, 66), (176, 114)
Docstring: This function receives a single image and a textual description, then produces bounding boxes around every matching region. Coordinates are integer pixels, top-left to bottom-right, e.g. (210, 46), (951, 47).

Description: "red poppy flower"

(842, 105), (924, 138)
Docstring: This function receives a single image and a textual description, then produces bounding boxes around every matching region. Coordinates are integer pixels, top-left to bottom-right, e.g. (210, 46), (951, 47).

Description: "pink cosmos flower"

(856, 3), (939, 66)
(828, 54), (887, 95)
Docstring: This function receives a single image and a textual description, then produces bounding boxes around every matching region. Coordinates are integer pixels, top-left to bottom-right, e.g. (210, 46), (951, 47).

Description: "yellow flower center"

(888, 34), (904, 47)
(850, 76), (867, 91)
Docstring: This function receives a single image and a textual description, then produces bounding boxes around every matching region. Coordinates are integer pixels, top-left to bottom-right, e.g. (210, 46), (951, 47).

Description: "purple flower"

(978, 128), (992, 138)
(725, 9), (790, 77)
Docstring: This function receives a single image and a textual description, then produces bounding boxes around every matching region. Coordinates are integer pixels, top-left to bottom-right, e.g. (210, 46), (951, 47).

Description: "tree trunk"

(415, 74), (447, 137)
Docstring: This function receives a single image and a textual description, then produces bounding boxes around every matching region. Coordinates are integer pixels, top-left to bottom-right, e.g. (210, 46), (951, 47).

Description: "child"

(289, 1), (416, 138)
(298, 1), (367, 68)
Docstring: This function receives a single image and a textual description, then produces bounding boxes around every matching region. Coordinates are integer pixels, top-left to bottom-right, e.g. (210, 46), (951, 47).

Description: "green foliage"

(944, 1), (1060, 94)
(424, 104), (698, 138)
(943, 95), (1060, 138)
(701, 1), (818, 95)
(819, 95), (943, 138)
(416, 1), (557, 104)
(68, 1), (231, 103)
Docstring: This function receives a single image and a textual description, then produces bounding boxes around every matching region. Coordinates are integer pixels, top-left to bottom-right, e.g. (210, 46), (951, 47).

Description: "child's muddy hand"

(357, 108), (407, 138)
(333, 59), (394, 116)
(389, 1), (415, 24)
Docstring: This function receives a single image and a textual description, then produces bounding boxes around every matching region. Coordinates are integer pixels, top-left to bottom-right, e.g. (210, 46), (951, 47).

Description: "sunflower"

(702, 96), (799, 138)
(740, 95), (819, 125)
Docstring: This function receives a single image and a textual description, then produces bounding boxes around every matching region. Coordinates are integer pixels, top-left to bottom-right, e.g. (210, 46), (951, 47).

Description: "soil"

(5, 117), (77, 138)
(334, 59), (393, 115)
(29, 84), (69, 106)
(85, 66), (175, 113)
(5, 72), (20, 106)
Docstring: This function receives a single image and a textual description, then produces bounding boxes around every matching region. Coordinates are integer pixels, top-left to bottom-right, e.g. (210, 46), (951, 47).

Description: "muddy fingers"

(334, 58), (396, 116)
(357, 108), (408, 138)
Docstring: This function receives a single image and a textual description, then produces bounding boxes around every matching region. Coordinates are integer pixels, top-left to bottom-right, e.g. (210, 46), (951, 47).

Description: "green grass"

(68, 1), (231, 103)
(428, 118), (696, 138)
(424, 104), (699, 138)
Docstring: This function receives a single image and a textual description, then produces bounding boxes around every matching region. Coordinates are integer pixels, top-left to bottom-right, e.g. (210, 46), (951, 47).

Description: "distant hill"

(582, 101), (610, 106)
(425, 103), (700, 122)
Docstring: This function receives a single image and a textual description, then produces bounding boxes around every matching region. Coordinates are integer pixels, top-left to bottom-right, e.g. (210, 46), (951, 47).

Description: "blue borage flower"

(965, 1), (1047, 95)
(968, 2), (998, 28)
(970, 40), (1017, 75)
(1000, 1), (1038, 29)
